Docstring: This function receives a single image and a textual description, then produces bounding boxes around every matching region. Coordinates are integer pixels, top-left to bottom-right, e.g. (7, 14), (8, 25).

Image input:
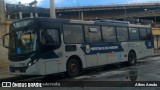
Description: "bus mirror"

(2, 33), (10, 48)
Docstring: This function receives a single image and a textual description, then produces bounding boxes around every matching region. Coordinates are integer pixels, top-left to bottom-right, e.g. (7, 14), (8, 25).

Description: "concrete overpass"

(1, 2), (160, 63)
(5, 3), (160, 22)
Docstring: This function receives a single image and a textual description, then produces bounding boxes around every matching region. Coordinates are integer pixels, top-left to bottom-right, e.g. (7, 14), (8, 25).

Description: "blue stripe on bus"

(80, 43), (124, 55)
(41, 51), (59, 59)
(145, 41), (154, 49)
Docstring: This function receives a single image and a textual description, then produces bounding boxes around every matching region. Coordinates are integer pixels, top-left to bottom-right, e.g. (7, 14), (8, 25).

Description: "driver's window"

(40, 29), (60, 45)
(20, 32), (36, 52)
(21, 33), (31, 46)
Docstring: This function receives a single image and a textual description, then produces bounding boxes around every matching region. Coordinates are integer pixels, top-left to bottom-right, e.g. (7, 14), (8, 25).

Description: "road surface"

(1, 56), (160, 90)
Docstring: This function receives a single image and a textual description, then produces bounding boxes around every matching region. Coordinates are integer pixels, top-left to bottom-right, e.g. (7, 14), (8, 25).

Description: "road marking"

(75, 70), (128, 80)
(151, 57), (160, 60)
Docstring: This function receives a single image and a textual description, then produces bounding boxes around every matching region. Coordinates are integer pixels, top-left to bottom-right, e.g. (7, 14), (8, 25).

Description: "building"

(1, 2), (160, 56)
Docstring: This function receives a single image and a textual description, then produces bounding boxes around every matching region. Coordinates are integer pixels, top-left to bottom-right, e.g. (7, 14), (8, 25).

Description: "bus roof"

(12, 17), (151, 28)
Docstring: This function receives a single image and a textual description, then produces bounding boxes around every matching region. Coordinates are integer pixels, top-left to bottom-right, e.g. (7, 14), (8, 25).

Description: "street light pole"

(77, 0), (80, 20)
(122, 6), (127, 20)
(151, 10), (157, 25)
(145, 9), (157, 25)
(50, 0), (56, 18)
(124, 7), (127, 18)
(155, 15), (157, 25)
(74, 0), (80, 20)
(0, 0), (5, 22)
(0, 0), (6, 35)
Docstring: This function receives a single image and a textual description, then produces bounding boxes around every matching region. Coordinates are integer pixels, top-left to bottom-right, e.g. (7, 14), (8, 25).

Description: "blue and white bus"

(2, 17), (154, 77)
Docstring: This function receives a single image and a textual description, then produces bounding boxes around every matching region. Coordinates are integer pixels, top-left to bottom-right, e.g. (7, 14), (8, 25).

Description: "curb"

(150, 53), (160, 57)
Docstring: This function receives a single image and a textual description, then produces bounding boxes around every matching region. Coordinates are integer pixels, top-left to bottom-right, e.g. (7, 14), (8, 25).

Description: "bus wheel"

(128, 52), (137, 66)
(67, 58), (80, 77)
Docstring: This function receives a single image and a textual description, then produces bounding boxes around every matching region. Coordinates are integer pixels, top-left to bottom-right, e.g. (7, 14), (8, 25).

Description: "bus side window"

(102, 26), (116, 42)
(139, 28), (147, 40)
(84, 26), (102, 43)
(40, 29), (60, 45)
(63, 24), (84, 44)
(116, 27), (128, 42)
(40, 29), (60, 52)
(129, 28), (139, 40)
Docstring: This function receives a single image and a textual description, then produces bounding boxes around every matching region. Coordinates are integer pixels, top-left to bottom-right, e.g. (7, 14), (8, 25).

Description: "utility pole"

(77, 0), (80, 20)
(0, 0), (7, 63)
(74, 0), (81, 20)
(0, 0), (6, 36)
(50, 0), (56, 18)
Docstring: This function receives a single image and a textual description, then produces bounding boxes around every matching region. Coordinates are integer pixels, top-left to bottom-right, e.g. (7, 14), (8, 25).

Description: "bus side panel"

(57, 57), (67, 72)
(58, 44), (87, 72)
(107, 52), (121, 64)
(57, 55), (86, 73)
(107, 42), (128, 64)
(140, 41), (148, 58)
(146, 48), (154, 57)
(137, 41), (154, 59)
(97, 53), (107, 66)
(26, 60), (46, 75)
(86, 54), (98, 67)
(80, 55), (87, 68)
(45, 59), (58, 75)
(144, 41), (154, 57)
(120, 42), (129, 62)
(128, 42), (141, 59)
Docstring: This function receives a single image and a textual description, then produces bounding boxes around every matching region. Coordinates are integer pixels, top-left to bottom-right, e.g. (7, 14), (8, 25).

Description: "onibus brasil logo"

(1, 82), (42, 87)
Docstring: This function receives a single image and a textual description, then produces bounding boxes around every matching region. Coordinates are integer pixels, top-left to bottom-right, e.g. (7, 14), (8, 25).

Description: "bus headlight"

(28, 59), (38, 67)
(28, 62), (32, 67)
(33, 59), (38, 64)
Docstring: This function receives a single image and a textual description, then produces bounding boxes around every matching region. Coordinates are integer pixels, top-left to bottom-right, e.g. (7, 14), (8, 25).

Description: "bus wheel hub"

(71, 64), (77, 72)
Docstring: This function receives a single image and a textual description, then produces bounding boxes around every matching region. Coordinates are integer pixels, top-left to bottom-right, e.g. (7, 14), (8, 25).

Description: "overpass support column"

(19, 12), (23, 19)
(30, 13), (33, 18)
(50, 0), (56, 18)
(15, 14), (17, 19)
(7, 15), (10, 20)
(35, 13), (38, 17)
(81, 12), (84, 20)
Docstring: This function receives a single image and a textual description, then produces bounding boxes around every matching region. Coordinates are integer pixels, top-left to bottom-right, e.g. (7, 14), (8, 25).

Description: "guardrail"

(108, 9), (160, 19)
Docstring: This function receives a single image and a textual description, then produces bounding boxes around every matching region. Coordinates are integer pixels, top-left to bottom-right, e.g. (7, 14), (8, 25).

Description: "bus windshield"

(9, 29), (37, 55)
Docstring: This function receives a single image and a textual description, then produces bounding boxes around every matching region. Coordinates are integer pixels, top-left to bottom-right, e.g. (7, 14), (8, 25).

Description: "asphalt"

(1, 54), (160, 89)
(70, 57), (160, 81)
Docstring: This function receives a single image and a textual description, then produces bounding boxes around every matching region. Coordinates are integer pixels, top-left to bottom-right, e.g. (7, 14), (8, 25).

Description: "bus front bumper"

(9, 60), (46, 75)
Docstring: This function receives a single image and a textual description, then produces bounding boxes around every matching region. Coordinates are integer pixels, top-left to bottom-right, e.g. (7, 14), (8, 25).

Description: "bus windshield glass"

(9, 29), (37, 55)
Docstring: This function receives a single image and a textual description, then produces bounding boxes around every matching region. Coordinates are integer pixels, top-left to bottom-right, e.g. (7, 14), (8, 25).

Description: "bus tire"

(67, 58), (80, 77)
(128, 52), (137, 66)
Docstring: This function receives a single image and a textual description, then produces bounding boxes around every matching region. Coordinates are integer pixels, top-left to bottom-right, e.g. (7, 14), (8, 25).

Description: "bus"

(2, 17), (154, 77)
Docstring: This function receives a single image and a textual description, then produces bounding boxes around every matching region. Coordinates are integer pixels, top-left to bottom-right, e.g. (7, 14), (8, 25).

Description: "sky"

(4, 0), (160, 8)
